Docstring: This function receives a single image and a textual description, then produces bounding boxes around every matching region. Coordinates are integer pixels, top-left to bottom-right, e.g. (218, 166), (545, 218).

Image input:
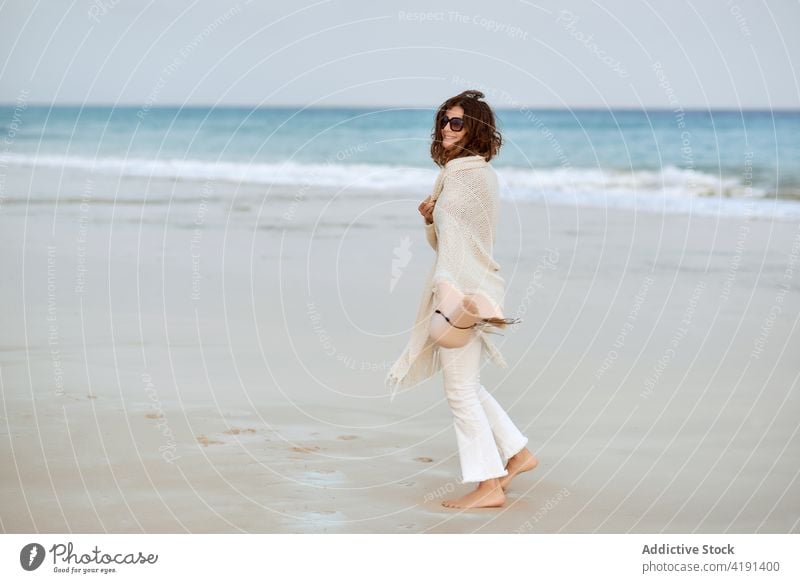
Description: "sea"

(2, 105), (799, 220)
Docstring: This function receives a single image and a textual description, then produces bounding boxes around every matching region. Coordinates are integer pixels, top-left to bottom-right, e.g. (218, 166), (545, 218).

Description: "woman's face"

(441, 105), (466, 150)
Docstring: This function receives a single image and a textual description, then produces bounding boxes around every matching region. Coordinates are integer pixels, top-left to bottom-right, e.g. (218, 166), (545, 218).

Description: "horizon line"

(0, 102), (798, 112)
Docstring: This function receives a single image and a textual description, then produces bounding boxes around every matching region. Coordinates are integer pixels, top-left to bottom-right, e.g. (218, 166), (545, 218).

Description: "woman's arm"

(424, 218), (437, 250)
(419, 195), (437, 250)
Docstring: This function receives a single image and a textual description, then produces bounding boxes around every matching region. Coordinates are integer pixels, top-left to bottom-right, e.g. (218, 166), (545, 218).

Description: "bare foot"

(441, 478), (505, 509)
(498, 448), (538, 491)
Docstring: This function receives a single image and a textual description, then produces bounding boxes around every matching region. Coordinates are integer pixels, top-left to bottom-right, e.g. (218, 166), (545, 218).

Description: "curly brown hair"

(430, 89), (502, 167)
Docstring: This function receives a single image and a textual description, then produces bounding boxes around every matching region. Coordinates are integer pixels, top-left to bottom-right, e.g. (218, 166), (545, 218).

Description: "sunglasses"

(439, 115), (465, 132)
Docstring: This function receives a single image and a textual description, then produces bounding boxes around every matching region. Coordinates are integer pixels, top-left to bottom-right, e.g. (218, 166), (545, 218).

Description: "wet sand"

(1, 170), (798, 532)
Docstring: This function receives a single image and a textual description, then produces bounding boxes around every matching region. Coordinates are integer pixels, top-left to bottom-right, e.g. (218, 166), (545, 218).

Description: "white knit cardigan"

(385, 154), (510, 401)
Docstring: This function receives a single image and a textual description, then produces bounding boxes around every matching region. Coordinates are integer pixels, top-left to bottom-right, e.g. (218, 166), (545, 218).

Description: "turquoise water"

(2, 105), (799, 216)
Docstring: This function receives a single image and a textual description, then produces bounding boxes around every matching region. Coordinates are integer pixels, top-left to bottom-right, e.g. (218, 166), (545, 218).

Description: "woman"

(386, 90), (538, 509)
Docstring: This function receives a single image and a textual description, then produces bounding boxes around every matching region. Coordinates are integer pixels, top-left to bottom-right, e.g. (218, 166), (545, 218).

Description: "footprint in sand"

(223, 427), (256, 435)
(145, 413), (163, 420)
(397, 523), (416, 530)
(398, 480), (416, 487)
(290, 445), (321, 453)
(337, 434), (359, 440)
(197, 434), (224, 446)
(414, 456), (434, 463)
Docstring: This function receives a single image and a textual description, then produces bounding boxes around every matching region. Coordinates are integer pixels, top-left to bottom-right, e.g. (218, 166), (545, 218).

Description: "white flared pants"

(438, 334), (528, 484)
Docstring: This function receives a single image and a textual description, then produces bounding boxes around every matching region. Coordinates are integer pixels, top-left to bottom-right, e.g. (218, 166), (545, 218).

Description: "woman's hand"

(418, 196), (435, 225)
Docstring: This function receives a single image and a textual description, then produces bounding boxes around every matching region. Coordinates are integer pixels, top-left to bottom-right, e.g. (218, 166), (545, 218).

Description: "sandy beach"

(1, 165), (798, 533)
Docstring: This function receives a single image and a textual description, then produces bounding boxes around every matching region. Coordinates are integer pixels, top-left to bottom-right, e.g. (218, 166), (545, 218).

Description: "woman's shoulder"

(444, 161), (497, 195)
(443, 154), (489, 173)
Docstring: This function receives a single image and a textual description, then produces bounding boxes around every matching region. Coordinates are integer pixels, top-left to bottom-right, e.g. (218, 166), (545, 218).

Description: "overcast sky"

(1, 0), (798, 109)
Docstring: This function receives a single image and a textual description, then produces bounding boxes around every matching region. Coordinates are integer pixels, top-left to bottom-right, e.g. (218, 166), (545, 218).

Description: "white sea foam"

(4, 153), (798, 219)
